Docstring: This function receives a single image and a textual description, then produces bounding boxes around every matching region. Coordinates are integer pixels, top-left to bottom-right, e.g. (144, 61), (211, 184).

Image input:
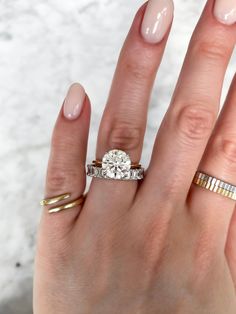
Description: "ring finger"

(189, 74), (236, 247)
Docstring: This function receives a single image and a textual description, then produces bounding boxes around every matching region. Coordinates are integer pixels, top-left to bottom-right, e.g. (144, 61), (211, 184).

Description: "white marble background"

(0, 0), (235, 313)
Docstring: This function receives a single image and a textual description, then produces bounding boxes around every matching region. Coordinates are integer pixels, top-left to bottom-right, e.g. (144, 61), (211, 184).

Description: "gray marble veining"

(0, 0), (235, 313)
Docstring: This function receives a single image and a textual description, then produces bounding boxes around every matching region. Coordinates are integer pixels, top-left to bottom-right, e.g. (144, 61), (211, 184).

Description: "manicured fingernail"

(214, 0), (236, 25)
(141, 0), (174, 44)
(63, 83), (86, 120)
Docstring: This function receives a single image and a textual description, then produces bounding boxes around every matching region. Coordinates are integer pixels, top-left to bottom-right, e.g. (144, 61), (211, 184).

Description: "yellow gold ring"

(48, 194), (86, 214)
(92, 160), (142, 169)
(40, 192), (87, 214)
(40, 193), (71, 206)
(193, 171), (236, 201)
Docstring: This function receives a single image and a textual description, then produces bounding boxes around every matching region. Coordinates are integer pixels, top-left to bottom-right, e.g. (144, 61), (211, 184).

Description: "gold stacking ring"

(40, 193), (86, 213)
(193, 171), (236, 201)
(92, 160), (142, 169)
(40, 193), (71, 206)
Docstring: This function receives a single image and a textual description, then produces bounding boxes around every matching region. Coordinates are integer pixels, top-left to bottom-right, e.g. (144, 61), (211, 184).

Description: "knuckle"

(47, 137), (85, 192)
(47, 164), (81, 192)
(191, 38), (229, 61)
(51, 132), (71, 149)
(47, 168), (67, 192)
(123, 52), (155, 82)
(212, 136), (236, 166)
(125, 61), (150, 81)
(176, 104), (215, 145)
(109, 122), (143, 151)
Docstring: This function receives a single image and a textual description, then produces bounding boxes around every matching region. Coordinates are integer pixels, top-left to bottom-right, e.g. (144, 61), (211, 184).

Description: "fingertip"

(213, 0), (236, 26)
(128, 0), (173, 47)
(63, 82), (86, 121)
(141, 0), (174, 44)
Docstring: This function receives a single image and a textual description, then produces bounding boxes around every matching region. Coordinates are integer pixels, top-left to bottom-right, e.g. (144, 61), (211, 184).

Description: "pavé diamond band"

(193, 171), (236, 201)
(87, 149), (144, 180)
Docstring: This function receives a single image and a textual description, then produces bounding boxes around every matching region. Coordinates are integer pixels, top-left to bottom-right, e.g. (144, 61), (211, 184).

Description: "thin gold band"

(193, 171), (236, 201)
(40, 193), (71, 206)
(92, 160), (141, 169)
(48, 195), (86, 214)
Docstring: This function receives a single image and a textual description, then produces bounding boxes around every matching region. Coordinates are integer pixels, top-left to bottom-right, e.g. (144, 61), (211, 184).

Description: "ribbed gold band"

(40, 193), (86, 213)
(193, 171), (236, 201)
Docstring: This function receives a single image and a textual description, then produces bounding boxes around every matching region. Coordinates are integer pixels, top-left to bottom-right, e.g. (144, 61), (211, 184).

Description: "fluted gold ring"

(40, 193), (86, 213)
(193, 171), (236, 201)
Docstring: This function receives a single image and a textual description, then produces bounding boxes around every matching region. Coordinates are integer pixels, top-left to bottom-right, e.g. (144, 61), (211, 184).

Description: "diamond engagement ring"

(87, 149), (144, 180)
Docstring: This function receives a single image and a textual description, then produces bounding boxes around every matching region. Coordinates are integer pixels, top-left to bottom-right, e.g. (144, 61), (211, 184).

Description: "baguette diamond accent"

(193, 171), (236, 201)
(87, 164), (144, 181)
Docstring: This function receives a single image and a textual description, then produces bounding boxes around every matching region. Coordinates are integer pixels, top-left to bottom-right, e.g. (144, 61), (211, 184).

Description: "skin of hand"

(34, 0), (236, 313)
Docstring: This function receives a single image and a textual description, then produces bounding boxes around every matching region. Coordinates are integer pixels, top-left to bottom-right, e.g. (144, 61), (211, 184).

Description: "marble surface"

(0, 0), (235, 313)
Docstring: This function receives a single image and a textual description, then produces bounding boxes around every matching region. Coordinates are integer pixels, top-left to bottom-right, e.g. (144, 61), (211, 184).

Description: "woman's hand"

(34, 0), (236, 313)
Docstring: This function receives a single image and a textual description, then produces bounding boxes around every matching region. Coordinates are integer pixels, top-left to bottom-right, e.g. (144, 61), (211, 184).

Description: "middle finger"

(87, 0), (174, 210)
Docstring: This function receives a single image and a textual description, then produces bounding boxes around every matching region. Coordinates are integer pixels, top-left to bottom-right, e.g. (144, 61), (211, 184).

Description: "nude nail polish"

(214, 0), (236, 25)
(63, 83), (85, 120)
(141, 0), (174, 44)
